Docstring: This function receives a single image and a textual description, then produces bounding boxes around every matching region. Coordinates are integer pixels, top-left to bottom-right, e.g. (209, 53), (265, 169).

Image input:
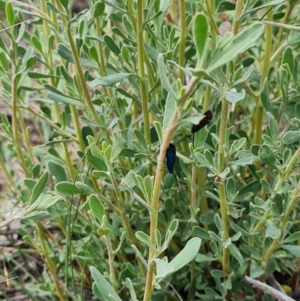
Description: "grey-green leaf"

(261, 78), (273, 113)
(90, 266), (122, 301)
(207, 23), (264, 72)
(58, 43), (74, 63)
(48, 160), (68, 182)
(282, 131), (300, 144)
(169, 237), (201, 271)
(89, 73), (133, 87)
(89, 194), (105, 223)
(225, 89), (246, 103)
(193, 13), (208, 67)
(48, 92), (83, 107)
(158, 54), (176, 98)
(162, 91), (176, 132)
(28, 172), (49, 205)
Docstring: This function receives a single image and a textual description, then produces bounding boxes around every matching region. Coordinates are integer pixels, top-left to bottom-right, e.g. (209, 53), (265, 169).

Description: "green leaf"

(90, 266), (122, 301)
(207, 23), (264, 72)
(265, 220), (281, 240)
(58, 43), (74, 63)
(229, 137), (247, 156)
(194, 153), (211, 169)
(93, 2), (105, 17)
(28, 72), (59, 79)
(193, 226), (211, 240)
(0, 50), (8, 70)
(143, 175), (153, 202)
(261, 78), (273, 113)
(46, 2), (67, 16)
(169, 237), (201, 271)
(5, 2), (14, 26)
(29, 194), (61, 211)
(28, 172), (49, 205)
(193, 13), (208, 67)
(162, 91), (176, 132)
(167, 60), (192, 77)
(48, 92), (83, 107)
(242, 0), (285, 17)
(258, 144), (276, 167)
(55, 181), (82, 195)
(194, 126), (208, 149)
(282, 46), (294, 74)
(233, 66), (254, 86)
(89, 73), (133, 87)
(158, 53), (176, 98)
(135, 231), (156, 251)
(126, 278), (138, 301)
(283, 231), (300, 244)
(228, 152), (256, 166)
(31, 164), (41, 178)
(214, 214), (222, 233)
(21, 211), (50, 221)
(280, 245), (300, 257)
(75, 182), (95, 194)
(48, 160), (68, 182)
(211, 270), (228, 278)
(226, 178), (236, 202)
(111, 131), (124, 161)
(59, 0), (69, 10)
(26, 56), (37, 70)
(225, 89), (246, 103)
(250, 260), (264, 278)
(89, 194), (105, 223)
(154, 258), (175, 280)
(86, 149), (108, 171)
(104, 35), (120, 56)
(238, 180), (261, 197)
(160, 219), (179, 253)
(153, 121), (163, 144)
(154, 238), (201, 280)
(282, 131), (300, 144)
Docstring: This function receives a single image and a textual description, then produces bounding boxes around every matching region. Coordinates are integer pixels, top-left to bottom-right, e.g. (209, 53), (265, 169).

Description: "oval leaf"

(90, 266), (122, 301)
(282, 131), (300, 144)
(208, 23), (264, 72)
(89, 73), (133, 87)
(193, 13), (208, 67)
(169, 237), (201, 271)
(28, 172), (49, 205)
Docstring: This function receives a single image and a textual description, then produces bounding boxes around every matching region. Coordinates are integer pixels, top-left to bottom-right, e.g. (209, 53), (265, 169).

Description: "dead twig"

(245, 276), (296, 301)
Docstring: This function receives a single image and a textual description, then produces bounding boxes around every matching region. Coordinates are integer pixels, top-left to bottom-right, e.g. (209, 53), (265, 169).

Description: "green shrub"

(1, 0), (300, 300)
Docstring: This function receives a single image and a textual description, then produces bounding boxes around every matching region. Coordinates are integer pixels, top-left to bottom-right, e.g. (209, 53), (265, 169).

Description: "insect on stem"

(191, 110), (213, 146)
(166, 143), (178, 182)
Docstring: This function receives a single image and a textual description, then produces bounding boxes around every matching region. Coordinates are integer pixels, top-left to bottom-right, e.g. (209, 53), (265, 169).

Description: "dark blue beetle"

(166, 143), (177, 181)
(191, 110), (213, 145)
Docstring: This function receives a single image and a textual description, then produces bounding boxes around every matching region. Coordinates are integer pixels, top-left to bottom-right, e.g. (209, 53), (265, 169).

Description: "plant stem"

(136, 0), (151, 148)
(218, 95), (229, 275)
(191, 164), (197, 209)
(178, 0), (186, 83)
(106, 235), (117, 290)
(264, 185), (300, 264)
(252, 147), (300, 236)
(218, 97), (228, 172)
(232, 0), (244, 35)
(198, 85), (213, 222)
(197, 0), (216, 225)
(204, 0), (220, 36)
(37, 223), (66, 301)
(95, 16), (112, 98)
(143, 78), (199, 301)
(143, 110), (178, 301)
(254, 3), (273, 145)
(12, 77), (29, 177)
